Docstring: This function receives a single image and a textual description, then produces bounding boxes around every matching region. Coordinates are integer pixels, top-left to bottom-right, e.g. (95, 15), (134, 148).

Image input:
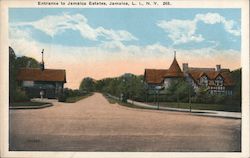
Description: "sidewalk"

(127, 99), (241, 119)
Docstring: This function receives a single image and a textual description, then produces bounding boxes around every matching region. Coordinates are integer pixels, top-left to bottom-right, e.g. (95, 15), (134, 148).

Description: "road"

(9, 93), (241, 151)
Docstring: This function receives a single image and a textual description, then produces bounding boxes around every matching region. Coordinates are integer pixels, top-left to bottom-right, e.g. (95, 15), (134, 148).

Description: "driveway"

(9, 93), (241, 151)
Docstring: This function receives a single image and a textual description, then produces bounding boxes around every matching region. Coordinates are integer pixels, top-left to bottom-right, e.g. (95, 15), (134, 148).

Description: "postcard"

(0, 0), (249, 158)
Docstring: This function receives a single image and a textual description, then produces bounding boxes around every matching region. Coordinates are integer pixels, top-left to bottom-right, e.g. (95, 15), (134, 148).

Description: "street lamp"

(155, 86), (163, 110)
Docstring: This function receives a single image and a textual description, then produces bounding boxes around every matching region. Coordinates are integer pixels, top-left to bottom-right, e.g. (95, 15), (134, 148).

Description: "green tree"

(9, 47), (40, 102)
(79, 77), (95, 92)
(231, 68), (241, 105)
(9, 47), (17, 102)
(15, 56), (40, 68)
(164, 78), (195, 103)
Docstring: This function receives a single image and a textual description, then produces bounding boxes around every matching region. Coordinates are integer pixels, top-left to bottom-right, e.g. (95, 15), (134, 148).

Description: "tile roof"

(16, 68), (66, 83)
(144, 57), (183, 84)
(144, 69), (168, 84)
(188, 69), (234, 86)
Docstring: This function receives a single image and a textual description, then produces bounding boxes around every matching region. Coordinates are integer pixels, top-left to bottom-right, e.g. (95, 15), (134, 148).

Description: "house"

(16, 50), (66, 99)
(144, 52), (235, 95)
(144, 52), (183, 94)
(183, 63), (234, 95)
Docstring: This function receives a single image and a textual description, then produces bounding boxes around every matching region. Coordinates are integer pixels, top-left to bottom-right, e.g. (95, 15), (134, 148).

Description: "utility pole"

(189, 84), (191, 112)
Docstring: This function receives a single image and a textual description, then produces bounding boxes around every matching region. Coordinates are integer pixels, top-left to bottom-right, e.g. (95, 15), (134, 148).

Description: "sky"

(9, 8), (241, 89)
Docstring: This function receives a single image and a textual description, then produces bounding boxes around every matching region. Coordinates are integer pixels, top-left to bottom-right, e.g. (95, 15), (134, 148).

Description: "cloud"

(157, 12), (240, 44)
(157, 19), (204, 44)
(13, 13), (137, 42)
(195, 13), (240, 36)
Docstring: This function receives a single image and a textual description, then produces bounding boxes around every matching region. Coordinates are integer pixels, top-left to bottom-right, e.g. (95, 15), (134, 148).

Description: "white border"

(0, 0), (249, 158)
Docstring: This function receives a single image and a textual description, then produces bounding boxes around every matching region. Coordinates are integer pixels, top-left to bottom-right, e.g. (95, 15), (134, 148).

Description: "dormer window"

(200, 75), (208, 86)
(215, 76), (223, 86)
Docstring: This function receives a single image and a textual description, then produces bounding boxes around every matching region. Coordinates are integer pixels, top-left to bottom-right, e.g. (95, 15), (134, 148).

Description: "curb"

(9, 103), (53, 110)
(132, 103), (241, 119)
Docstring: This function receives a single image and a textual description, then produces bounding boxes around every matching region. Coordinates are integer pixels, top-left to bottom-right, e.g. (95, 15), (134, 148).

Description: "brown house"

(144, 53), (235, 95)
(183, 64), (234, 95)
(17, 68), (66, 99)
(16, 49), (66, 99)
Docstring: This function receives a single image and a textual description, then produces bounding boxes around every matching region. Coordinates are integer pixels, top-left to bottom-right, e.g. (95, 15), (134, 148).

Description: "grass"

(149, 102), (241, 112)
(65, 93), (93, 103)
(103, 94), (241, 112)
(10, 101), (47, 107)
(103, 94), (150, 110)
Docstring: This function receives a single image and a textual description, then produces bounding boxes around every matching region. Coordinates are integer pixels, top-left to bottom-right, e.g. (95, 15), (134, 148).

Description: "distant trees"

(79, 77), (95, 92)
(80, 74), (146, 102)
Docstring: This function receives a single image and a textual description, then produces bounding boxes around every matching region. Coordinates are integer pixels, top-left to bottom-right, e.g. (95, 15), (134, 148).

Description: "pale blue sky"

(9, 8), (241, 50)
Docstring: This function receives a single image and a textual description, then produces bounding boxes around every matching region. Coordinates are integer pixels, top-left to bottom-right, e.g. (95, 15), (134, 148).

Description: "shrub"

(13, 88), (29, 102)
(58, 93), (66, 102)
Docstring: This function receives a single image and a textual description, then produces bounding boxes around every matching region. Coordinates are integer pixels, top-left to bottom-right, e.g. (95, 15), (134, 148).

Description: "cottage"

(16, 50), (66, 99)
(144, 52), (235, 95)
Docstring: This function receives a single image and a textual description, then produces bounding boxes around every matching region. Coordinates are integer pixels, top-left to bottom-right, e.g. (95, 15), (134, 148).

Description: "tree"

(9, 47), (17, 102)
(79, 77), (95, 92)
(231, 68), (241, 105)
(15, 56), (40, 68)
(163, 78), (195, 103)
(9, 47), (40, 102)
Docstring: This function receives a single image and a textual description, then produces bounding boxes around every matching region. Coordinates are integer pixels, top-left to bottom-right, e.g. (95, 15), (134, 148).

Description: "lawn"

(103, 94), (241, 112)
(149, 102), (241, 112)
(103, 94), (150, 110)
(65, 93), (93, 103)
(10, 101), (47, 107)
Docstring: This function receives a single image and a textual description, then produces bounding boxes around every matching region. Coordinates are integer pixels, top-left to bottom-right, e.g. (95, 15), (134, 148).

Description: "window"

(215, 76), (223, 86)
(200, 76), (208, 86)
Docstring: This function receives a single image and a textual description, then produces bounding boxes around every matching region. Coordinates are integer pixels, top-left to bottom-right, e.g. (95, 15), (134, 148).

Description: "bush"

(13, 88), (29, 102)
(58, 93), (66, 102)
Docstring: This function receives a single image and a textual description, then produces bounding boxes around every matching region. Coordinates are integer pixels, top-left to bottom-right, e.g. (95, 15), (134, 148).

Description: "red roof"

(144, 69), (168, 84)
(144, 57), (183, 84)
(17, 68), (66, 83)
(188, 69), (234, 86)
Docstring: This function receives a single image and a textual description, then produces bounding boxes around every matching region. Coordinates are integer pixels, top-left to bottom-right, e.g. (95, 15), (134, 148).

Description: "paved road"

(9, 93), (241, 152)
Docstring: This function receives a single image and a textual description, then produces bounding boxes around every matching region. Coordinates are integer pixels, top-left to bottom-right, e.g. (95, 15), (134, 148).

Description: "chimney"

(183, 63), (188, 72)
(216, 64), (221, 72)
(40, 49), (45, 71)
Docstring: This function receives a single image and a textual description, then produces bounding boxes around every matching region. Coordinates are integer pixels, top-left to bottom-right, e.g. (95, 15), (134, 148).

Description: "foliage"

(79, 77), (95, 92)
(92, 74), (146, 102)
(15, 56), (40, 68)
(59, 88), (91, 102)
(162, 78), (195, 103)
(231, 68), (241, 105)
(13, 88), (29, 102)
(9, 47), (17, 102)
(65, 93), (93, 103)
(9, 47), (40, 102)
(58, 93), (66, 102)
